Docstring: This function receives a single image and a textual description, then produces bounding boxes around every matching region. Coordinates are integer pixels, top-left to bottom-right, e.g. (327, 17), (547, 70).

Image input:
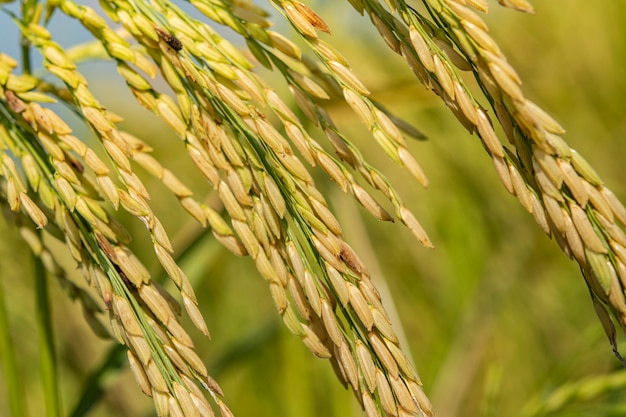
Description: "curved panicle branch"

(340, 0), (626, 364)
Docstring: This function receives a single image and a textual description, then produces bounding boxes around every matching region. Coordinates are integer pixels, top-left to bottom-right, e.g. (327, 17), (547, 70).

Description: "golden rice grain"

(390, 376), (418, 413)
(530, 193), (550, 235)
(115, 247), (151, 286)
(598, 214), (626, 247)
(612, 242), (626, 269)
(268, 245), (288, 285)
(601, 187), (626, 226)
(398, 147), (428, 188)
(261, 174), (286, 218)
(562, 208), (585, 263)
(288, 276), (311, 320)
(492, 156), (513, 194)
(432, 54), (455, 99)
(533, 149), (563, 188)
(339, 241), (365, 276)
(115, 288), (146, 329)
(508, 163), (532, 213)
(325, 263), (350, 306)
(401, 42), (430, 87)
(475, 109), (503, 158)
(336, 341), (359, 389)
(191, 393), (215, 417)
(269, 281), (288, 312)
(348, 283), (374, 330)
(385, 340), (418, 382)
(586, 250), (616, 295)
(183, 294), (210, 337)
(153, 391), (169, 417)
(321, 299), (344, 346)
(19, 194), (47, 228)
(356, 339), (377, 392)
(400, 207), (433, 248)
(352, 184), (394, 222)
(569, 204), (606, 253)
(303, 270), (323, 316)
(325, 127), (355, 166)
(372, 309), (398, 344)
(256, 249), (279, 284)
(293, 1), (331, 33)
(127, 351), (152, 396)
(370, 333), (399, 378)
(376, 368), (398, 416)
(307, 199), (341, 236)
(313, 235), (345, 272)
(558, 160), (588, 207)
(213, 232), (248, 256)
(454, 81), (478, 125)
(359, 280), (385, 313)
(461, 20), (500, 55)
(313, 229), (342, 257)
(37, 132), (66, 161)
(533, 161), (564, 202)
(168, 397), (184, 417)
(362, 392), (380, 417)
(217, 181), (246, 222)
(327, 60), (370, 96)
(279, 153), (314, 184)
(317, 153), (349, 191)
(282, 305), (305, 336)
(370, 13), (399, 53)
(283, 2), (318, 38)
(173, 382), (198, 417)
(302, 324), (332, 358)
(259, 195), (282, 239)
(163, 344), (188, 375)
(284, 123), (316, 165)
(408, 26), (434, 73)
(522, 99), (564, 134)
(217, 399), (235, 417)
(583, 183), (613, 222)
(488, 61), (523, 102)
(172, 338), (208, 377)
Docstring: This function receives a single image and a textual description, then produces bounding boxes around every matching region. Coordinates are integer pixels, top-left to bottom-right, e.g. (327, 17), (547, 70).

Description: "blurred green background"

(2, 1), (626, 417)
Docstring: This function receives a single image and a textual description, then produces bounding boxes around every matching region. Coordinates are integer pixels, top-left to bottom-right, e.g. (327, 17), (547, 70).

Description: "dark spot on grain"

(155, 26), (183, 52)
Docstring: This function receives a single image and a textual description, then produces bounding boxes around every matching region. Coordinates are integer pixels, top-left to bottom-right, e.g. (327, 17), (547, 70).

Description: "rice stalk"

(39, 1), (435, 414)
(33, 254), (61, 417)
(0, 267), (27, 417)
(347, 0), (626, 364)
(1, 45), (223, 416)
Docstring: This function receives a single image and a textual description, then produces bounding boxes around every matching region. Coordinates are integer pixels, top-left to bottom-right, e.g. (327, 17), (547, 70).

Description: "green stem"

(19, 0), (35, 74)
(34, 254), (61, 417)
(0, 270), (27, 417)
(20, 35), (32, 74)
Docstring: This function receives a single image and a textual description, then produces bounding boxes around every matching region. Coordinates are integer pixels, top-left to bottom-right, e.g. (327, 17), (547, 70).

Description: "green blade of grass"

(0, 268), (27, 417)
(34, 254), (60, 417)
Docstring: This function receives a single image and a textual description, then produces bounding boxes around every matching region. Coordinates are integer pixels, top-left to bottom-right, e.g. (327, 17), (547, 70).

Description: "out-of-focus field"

(2, 1), (626, 416)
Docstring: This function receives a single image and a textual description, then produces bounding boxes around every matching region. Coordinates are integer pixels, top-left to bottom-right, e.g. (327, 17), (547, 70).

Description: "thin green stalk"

(19, 0), (38, 74)
(0, 271), (27, 417)
(34, 254), (61, 417)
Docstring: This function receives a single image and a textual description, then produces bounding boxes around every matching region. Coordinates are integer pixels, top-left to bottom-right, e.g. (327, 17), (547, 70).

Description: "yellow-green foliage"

(1, 1), (626, 417)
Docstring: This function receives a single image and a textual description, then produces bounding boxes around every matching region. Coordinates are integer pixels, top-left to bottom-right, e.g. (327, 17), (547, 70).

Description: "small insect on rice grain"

(155, 26), (183, 51)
